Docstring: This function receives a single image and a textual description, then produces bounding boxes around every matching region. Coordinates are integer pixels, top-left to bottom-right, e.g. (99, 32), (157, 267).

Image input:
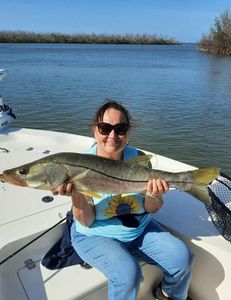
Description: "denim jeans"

(71, 219), (194, 300)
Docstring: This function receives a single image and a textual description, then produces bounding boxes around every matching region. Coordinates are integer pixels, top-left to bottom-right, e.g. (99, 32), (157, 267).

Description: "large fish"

(0, 152), (220, 204)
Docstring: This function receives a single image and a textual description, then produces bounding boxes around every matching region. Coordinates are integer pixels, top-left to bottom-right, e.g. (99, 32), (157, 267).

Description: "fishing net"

(207, 173), (231, 243)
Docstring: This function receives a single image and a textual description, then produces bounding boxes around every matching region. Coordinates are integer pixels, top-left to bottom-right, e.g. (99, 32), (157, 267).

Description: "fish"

(0, 152), (220, 204)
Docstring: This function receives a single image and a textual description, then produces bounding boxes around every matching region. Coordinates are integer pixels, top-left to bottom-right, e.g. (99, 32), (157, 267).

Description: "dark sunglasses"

(97, 122), (129, 136)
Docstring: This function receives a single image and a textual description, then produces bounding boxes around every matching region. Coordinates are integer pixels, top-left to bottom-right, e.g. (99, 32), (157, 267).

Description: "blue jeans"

(71, 219), (194, 300)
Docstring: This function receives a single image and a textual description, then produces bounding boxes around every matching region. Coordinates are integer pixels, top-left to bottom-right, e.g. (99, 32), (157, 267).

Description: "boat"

(0, 71), (231, 300)
(0, 69), (16, 130)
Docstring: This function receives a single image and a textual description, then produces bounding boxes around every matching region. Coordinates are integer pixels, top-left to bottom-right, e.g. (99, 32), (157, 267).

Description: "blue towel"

(41, 211), (89, 269)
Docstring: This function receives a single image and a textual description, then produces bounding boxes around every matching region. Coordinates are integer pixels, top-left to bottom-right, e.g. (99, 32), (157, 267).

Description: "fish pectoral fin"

(72, 169), (90, 182)
(186, 185), (212, 205)
(127, 155), (152, 167)
(71, 170), (101, 198)
(78, 189), (102, 198)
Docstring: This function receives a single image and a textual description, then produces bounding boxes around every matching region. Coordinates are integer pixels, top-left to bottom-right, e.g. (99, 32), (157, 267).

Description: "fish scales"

(0, 152), (220, 204)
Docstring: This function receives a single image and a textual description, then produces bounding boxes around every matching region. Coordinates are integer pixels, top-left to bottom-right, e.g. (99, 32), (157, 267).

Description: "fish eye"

(18, 168), (28, 176)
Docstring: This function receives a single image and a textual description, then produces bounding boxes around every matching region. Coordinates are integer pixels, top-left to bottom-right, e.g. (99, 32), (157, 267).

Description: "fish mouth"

(1, 172), (28, 187)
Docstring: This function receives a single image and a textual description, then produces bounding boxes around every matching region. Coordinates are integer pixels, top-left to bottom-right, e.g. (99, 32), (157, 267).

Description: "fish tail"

(187, 167), (220, 204)
(191, 167), (220, 185)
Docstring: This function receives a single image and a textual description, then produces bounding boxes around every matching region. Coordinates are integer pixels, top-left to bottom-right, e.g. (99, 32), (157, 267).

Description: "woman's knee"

(170, 241), (194, 278)
(109, 259), (142, 288)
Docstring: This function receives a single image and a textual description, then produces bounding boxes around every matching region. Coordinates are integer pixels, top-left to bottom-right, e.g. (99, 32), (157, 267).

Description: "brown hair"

(92, 99), (132, 128)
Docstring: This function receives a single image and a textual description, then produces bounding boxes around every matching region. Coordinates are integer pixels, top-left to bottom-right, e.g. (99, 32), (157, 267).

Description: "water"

(0, 43), (230, 175)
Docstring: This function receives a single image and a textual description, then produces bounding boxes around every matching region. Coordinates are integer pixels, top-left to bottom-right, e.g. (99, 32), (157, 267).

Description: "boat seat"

(39, 259), (162, 300)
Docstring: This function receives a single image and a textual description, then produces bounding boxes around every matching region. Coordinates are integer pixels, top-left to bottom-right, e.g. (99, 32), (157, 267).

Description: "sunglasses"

(97, 122), (129, 136)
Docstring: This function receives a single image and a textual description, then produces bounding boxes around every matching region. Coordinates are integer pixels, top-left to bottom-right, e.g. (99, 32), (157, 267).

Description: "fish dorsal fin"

(127, 155), (152, 167)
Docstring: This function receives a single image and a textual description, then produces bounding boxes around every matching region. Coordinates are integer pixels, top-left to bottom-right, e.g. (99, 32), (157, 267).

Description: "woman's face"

(93, 108), (129, 159)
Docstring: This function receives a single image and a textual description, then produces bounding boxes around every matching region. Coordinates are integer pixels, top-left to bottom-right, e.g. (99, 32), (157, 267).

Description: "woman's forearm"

(72, 192), (95, 227)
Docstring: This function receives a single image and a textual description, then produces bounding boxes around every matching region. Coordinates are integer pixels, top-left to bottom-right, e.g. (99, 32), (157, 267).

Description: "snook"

(0, 152), (220, 204)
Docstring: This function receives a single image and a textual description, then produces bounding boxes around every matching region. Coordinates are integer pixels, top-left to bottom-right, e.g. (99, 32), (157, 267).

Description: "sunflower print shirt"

(94, 193), (145, 220)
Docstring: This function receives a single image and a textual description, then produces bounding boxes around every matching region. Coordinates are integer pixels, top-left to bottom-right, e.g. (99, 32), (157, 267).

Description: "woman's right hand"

(52, 182), (95, 227)
(52, 182), (74, 196)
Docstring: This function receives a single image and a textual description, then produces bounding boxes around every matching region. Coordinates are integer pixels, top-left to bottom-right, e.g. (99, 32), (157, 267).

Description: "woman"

(54, 100), (193, 300)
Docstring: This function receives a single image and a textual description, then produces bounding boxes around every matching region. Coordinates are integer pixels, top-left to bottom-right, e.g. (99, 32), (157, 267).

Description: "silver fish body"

(0, 152), (220, 204)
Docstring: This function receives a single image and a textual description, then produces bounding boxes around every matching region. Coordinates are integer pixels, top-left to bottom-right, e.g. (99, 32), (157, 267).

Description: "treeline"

(0, 31), (180, 45)
(198, 10), (231, 56)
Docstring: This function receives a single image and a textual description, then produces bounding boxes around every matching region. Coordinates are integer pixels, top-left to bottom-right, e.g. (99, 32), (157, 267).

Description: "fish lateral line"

(69, 164), (149, 183)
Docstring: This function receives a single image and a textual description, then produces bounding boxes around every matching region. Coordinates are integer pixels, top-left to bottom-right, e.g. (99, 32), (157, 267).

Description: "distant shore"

(0, 31), (180, 45)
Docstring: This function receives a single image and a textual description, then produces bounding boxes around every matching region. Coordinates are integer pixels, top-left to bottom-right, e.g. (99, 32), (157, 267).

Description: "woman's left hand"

(147, 178), (169, 198)
(144, 178), (169, 213)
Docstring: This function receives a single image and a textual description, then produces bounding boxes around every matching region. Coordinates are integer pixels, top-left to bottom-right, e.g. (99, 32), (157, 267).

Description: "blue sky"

(0, 0), (230, 42)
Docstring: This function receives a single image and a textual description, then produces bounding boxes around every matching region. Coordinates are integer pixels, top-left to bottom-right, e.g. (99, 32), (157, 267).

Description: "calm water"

(0, 43), (230, 175)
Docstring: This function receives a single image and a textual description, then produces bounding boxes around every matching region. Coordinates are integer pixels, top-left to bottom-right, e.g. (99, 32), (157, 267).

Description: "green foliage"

(198, 10), (231, 56)
(0, 31), (180, 45)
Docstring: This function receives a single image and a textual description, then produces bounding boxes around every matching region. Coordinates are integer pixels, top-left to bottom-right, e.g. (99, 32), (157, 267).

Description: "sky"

(0, 0), (231, 43)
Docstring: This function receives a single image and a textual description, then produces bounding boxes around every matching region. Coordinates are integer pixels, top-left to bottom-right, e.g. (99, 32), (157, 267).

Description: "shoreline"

(0, 31), (180, 45)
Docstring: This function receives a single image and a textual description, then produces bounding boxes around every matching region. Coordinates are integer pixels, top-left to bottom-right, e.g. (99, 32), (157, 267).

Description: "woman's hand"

(52, 183), (95, 227)
(52, 182), (74, 196)
(147, 178), (169, 198)
(144, 178), (169, 213)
